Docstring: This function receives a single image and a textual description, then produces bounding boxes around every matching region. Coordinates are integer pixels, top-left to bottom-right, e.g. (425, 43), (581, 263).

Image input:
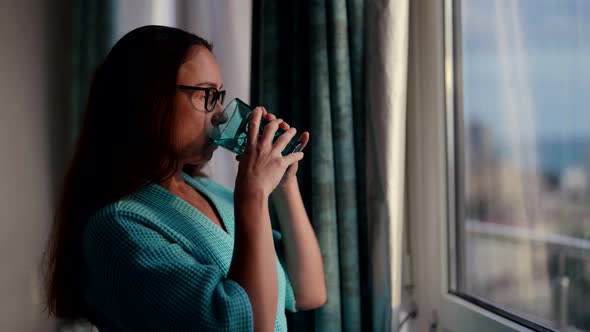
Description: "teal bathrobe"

(83, 172), (297, 331)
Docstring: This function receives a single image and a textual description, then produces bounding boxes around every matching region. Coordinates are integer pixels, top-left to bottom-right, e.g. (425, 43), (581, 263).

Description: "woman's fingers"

(273, 127), (298, 154)
(297, 132), (310, 151)
(263, 112), (290, 131)
(261, 118), (284, 147)
(237, 106), (307, 196)
(283, 152), (305, 166)
(247, 108), (264, 149)
(248, 105), (301, 155)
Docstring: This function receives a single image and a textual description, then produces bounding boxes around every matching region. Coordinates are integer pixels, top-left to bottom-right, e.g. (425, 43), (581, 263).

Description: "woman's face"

(174, 45), (224, 166)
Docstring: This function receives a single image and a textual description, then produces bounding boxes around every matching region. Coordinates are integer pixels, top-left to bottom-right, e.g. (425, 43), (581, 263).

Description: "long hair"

(43, 25), (212, 320)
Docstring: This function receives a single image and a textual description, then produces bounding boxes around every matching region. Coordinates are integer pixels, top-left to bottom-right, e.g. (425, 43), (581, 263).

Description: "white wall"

(0, 0), (70, 330)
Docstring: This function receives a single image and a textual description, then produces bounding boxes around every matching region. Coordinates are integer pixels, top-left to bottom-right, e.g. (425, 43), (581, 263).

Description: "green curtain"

(69, 0), (115, 145)
(251, 1), (369, 331)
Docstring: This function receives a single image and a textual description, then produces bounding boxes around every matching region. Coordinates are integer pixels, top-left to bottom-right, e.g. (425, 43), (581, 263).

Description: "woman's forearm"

(272, 181), (327, 310)
(229, 192), (278, 331)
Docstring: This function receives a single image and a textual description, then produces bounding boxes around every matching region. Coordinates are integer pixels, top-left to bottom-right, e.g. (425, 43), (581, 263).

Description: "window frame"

(406, 0), (558, 331)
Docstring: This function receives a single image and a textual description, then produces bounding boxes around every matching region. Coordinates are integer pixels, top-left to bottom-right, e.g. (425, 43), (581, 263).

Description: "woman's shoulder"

(89, 191), (157, 222)
(84, 192), (181, 252)
(85, 186), (173, 239)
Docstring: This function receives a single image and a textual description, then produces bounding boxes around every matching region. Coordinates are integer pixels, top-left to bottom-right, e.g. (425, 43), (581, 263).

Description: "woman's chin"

(185, 148), (216, 166)
(207, 143), (218, 156)
(201, 144), (218, 160)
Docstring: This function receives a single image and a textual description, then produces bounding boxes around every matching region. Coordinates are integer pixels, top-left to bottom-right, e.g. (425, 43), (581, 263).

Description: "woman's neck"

(160, 168), (190, 193)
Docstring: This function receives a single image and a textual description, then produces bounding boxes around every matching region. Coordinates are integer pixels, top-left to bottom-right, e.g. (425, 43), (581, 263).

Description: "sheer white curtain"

(115, 0), (252, 189)
(365, 1), (410, 331)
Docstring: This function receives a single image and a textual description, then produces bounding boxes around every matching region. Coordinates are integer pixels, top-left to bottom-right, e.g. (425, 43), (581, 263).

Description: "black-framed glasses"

(178, 85), (226, 113)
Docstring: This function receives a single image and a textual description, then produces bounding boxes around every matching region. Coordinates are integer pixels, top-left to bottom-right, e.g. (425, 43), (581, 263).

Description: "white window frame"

(406, 1), (546, 331)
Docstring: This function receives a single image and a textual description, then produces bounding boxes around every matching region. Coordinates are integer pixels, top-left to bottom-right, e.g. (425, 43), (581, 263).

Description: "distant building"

(465, 121), (497, 221)
(562, 167), (588, 202)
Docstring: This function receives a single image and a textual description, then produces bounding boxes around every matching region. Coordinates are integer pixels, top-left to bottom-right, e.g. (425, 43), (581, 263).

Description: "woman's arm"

(271, 179), (327, 310)
(83, 209), (255, 331)
(229, 191), (278, 332)
(230, 107), (305, 330)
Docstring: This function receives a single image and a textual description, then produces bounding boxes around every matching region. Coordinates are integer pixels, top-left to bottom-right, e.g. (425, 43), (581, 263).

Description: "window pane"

(455, 0), (590, 330)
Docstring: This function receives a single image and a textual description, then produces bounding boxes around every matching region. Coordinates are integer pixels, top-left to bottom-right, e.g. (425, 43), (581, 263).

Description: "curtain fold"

(251, 0), (369, 331)
(365, 1), (409, 330)
(69, 0), (115, 146)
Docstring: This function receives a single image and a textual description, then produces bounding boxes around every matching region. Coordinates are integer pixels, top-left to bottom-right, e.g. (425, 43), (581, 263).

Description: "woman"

(44, 25), (326, 331)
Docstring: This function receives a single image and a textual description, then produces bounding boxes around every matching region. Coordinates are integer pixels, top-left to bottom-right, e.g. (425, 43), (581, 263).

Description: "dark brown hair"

(43, 25), (212, 320)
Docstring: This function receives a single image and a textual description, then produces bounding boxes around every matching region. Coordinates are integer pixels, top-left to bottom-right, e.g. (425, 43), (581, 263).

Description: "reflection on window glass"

(456, 0), (590, 330)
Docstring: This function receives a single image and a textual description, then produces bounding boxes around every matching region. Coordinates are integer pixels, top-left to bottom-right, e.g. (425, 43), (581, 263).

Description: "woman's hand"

(234, 107), (304, 199)
(235, 110), (310, 190)
(264, 114), (309, 189)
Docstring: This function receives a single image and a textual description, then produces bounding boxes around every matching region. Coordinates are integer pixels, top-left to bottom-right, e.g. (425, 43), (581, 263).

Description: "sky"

(461, 0), (590, 143)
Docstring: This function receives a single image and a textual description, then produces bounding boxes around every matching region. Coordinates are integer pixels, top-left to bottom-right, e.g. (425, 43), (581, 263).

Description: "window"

(448, 0), (590, 331)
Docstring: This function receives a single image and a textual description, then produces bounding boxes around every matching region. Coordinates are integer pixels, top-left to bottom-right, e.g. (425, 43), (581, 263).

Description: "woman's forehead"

(177, 46), (222, 86)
